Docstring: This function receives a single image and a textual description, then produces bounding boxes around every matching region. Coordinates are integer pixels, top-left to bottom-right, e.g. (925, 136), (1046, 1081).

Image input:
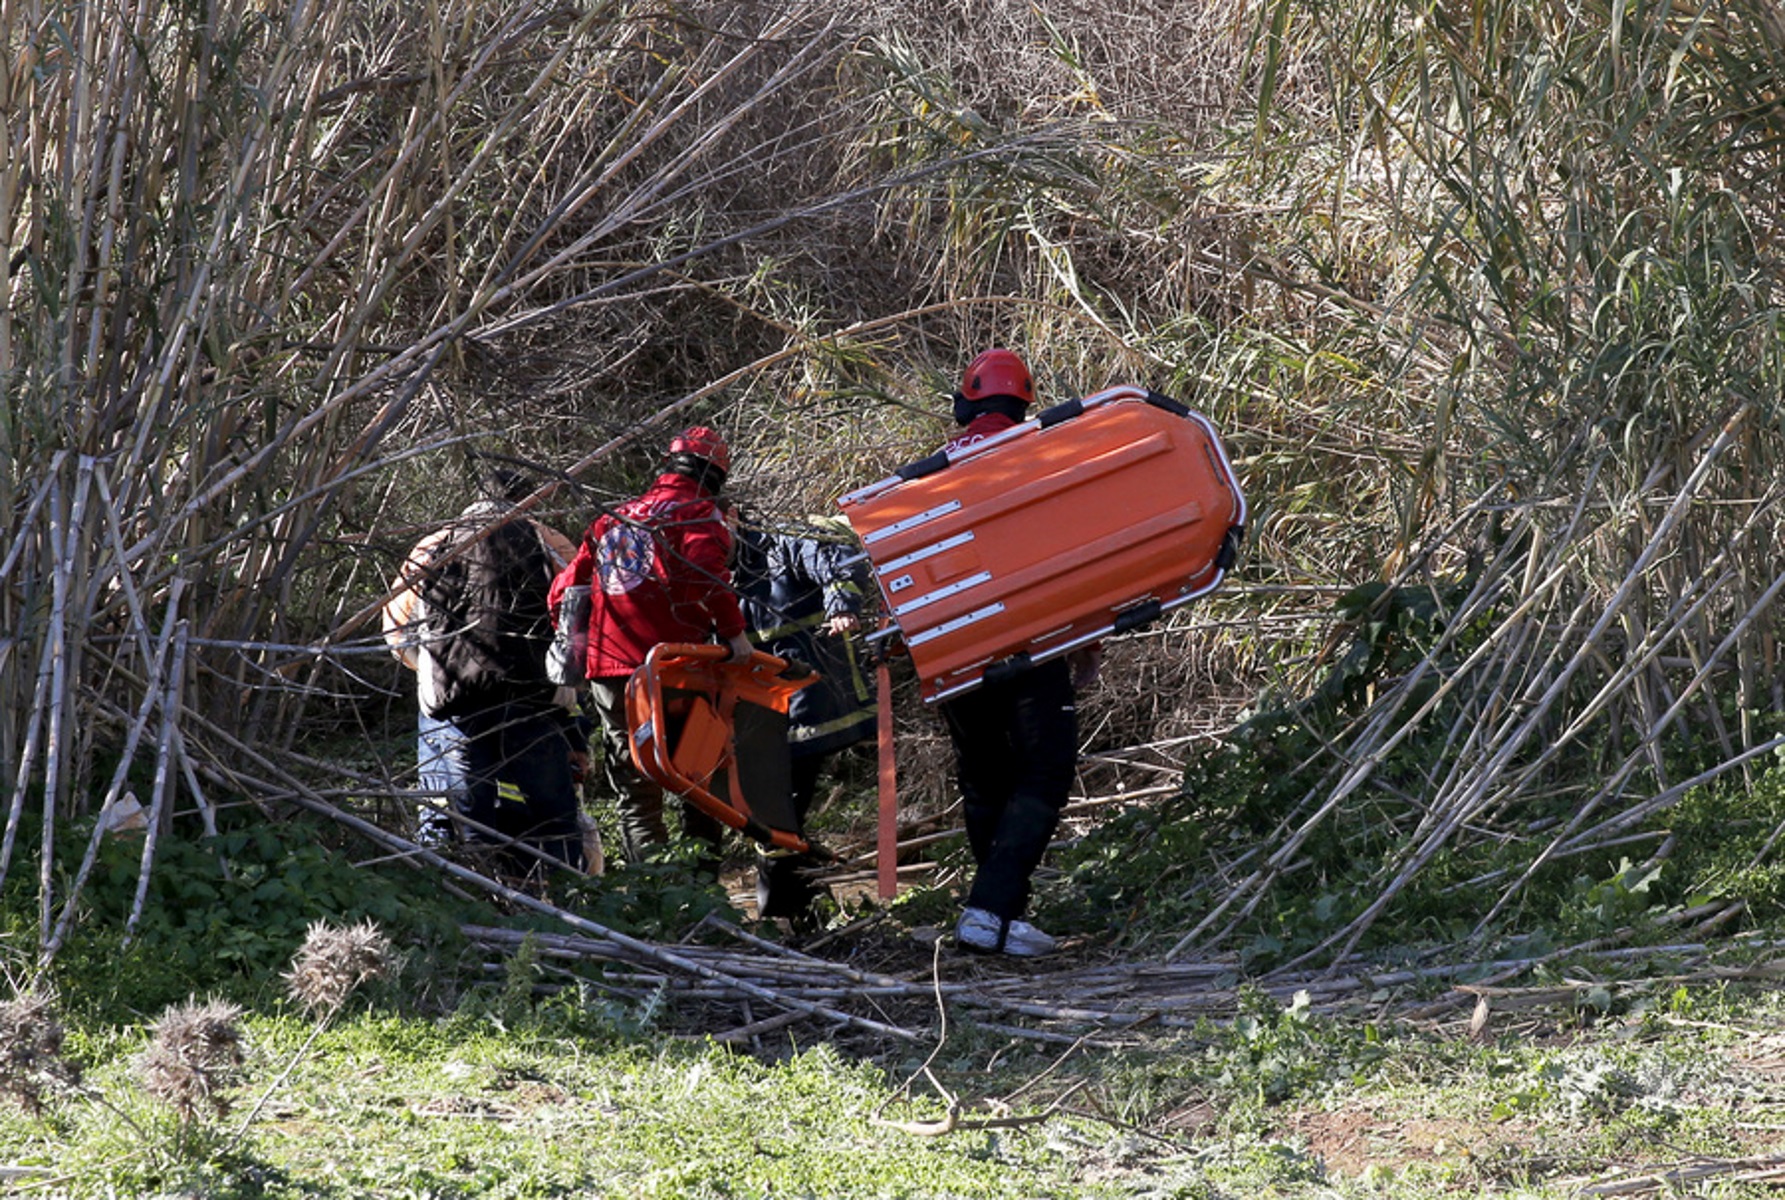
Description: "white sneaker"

(955, 906), (1057, 957)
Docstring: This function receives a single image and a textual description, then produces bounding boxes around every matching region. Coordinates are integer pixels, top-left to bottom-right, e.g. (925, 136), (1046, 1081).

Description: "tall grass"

(1149, 0), (1785, 960)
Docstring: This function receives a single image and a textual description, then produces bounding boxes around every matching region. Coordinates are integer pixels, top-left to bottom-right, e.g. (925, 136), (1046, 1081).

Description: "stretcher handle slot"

(646, 641), (812, 685)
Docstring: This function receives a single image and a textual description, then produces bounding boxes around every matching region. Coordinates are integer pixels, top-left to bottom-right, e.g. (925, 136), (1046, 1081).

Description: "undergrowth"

(1052, 578), (1785, 964)
(4, 784), (1783, 1198)
(2, 801), (756, 1029)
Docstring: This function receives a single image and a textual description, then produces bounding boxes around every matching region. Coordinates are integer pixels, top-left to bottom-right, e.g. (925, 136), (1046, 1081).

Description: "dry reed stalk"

(1162, 488), (1550, 956)
(1471, 535), (1785, 935)
(42, 577), (188, 962)
(169, 726), (223, 844)
(1171, 423), (1756, 964)
(124, 621), (188, 947)
(36, 467), (86, 944)
(1264, 413), (1755, 970)
(1468, 479), (1780, 817)
(465, 918), (1782, 1043)
(0, 657), (52, 899)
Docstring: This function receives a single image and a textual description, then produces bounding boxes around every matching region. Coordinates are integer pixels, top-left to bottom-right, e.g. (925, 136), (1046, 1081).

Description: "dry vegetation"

(7, 0), (1785, 985)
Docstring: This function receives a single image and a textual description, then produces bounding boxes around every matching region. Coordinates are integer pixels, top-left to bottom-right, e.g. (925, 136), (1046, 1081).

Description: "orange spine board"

(838, 387), (1245, 701)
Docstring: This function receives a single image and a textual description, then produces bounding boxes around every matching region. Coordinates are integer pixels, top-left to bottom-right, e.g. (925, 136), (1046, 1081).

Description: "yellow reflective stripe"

(497, 780), (527, 805)
(753, 609), (825, 643)
(788, 705), (877, 742)
(838, 638), (873, 701)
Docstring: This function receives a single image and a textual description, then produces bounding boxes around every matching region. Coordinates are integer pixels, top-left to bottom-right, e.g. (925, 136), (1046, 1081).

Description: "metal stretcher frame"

(624, 642), (818, 853)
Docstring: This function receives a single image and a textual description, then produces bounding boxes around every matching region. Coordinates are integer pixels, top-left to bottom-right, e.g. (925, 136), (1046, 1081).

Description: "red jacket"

(549, 473), (745, 679)
(943, 411), (1020, 455)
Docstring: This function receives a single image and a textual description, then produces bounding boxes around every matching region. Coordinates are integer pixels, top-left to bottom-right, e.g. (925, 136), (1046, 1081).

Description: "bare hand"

(825, 613), (861, 636)
(1068, 645), (1103, 690)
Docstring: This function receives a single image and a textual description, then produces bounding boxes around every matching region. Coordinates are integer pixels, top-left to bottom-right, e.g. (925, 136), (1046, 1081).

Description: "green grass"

(4, 1013), (1088, 1198)
(8, 808), (1785, 1197)
(6, 975), (1785, 1198)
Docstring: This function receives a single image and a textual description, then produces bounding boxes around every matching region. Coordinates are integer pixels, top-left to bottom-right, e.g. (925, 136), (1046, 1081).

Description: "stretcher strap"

(876, 654), (897, 900)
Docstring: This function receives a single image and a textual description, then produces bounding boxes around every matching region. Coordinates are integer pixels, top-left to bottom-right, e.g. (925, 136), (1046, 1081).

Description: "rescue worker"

(383, 468), (585, 875)
(936, 348), (1098, 956)
(549, 426), (754, 866)
(730, 510), (876, 925)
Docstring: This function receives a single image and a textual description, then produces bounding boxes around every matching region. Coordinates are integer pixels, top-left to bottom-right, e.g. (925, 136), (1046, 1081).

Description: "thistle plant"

(135, 1000), (247, 1125)
(284, 919), (397, 1019)
(0, 992), (82, 1115)
(220, 920), (400, 1145)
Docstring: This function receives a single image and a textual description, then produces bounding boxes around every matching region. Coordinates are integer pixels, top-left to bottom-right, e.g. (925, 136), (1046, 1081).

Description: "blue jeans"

(417, 711), (469, 844)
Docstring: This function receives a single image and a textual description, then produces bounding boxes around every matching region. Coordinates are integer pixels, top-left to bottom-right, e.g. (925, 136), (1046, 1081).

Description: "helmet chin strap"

(952, 392), (1028, 426)
(666, 453), (727, 494)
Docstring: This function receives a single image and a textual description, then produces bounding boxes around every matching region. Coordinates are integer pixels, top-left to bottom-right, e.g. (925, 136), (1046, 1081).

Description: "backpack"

(415, 515), (555, 719)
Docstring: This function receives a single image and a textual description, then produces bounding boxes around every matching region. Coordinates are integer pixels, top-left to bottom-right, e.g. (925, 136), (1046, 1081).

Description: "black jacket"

(733, 523), (876, 758)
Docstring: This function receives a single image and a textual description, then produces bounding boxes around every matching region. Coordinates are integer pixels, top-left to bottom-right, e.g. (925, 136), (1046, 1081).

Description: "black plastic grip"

(1144, 389), (1190, 417)
(1216, 525), (1244, 571)
(896, 451), (950, 481)
(1037, 398), (1084, 428)
(982, 652), (1033, 686)
(1112, 599), (1163, 634)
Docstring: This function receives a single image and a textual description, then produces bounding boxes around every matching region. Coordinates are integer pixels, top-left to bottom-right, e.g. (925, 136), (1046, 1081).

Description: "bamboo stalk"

(0, 640), (54, 898)
(170, 728), (223, 848)
(1474, 544), (1785, 934)
(1284, 415), (1753, 972)
(37, 470), (79, 945)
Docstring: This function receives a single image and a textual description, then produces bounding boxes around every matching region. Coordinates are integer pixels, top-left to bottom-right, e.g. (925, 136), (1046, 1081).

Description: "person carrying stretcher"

(548, 426), (754, 869)
(936, 349), (1100, 957)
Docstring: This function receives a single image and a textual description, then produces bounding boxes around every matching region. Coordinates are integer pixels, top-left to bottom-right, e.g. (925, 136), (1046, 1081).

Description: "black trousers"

(938, 658), (1078, 921)
(452, 702), (584, 873)
(756, 754), (830, 920)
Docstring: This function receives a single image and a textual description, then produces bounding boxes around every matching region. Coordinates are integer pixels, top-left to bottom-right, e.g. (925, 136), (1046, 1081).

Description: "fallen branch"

(1575, 1153), (1785, 1196)
(872, 1079), (1089, 1138)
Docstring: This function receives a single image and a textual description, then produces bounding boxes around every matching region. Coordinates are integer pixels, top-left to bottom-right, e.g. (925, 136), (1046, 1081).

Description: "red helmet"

(959, 348), (1034, 405)
(667, 425), (731, 473)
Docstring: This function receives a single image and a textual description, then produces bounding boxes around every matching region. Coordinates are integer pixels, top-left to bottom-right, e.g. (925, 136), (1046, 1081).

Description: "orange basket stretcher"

(837, 385), (1246, 703)
(624, 642), (821, 854)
